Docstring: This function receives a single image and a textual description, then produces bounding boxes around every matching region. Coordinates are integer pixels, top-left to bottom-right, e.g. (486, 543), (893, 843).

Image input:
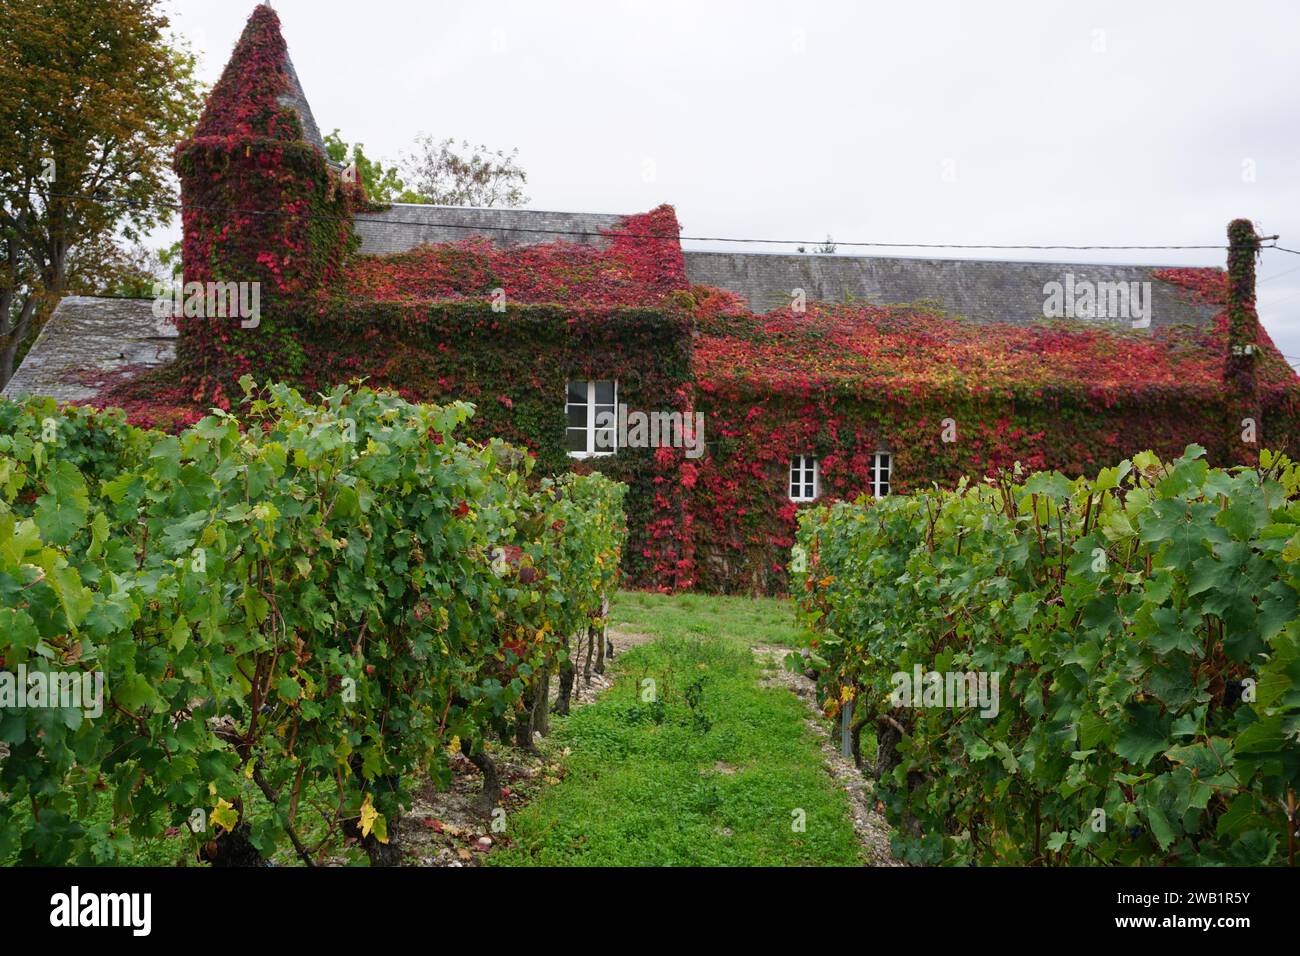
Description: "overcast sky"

(161, 0), (1300, 363)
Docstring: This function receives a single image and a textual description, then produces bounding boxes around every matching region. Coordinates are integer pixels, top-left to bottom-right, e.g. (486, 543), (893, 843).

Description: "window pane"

(566, 428), (588, 453)
(790, 482), (800, 498)
(566, 405), (587, 428)
(594, 429), (616, 452)
(567, 381), (588, 403)
(594, 381), (615, 404)
(804, 483), (814, 499)
(594, 406), (616, 430)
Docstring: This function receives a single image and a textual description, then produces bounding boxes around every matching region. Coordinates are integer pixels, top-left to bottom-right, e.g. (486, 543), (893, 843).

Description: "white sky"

(161, 0), (1300, 363)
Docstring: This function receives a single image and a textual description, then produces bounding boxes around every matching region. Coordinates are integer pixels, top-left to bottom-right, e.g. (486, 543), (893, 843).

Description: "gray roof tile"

(354, 205), (625, 255)
(682, 251), (1219, 327)
(1, 297), (176, 404)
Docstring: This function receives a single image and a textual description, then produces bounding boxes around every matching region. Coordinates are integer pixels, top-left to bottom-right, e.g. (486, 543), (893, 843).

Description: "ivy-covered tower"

(174, 3), (357, 400)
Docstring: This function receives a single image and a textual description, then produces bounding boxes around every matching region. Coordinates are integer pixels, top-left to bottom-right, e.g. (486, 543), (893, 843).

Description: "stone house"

(6, 4), (1297, 593)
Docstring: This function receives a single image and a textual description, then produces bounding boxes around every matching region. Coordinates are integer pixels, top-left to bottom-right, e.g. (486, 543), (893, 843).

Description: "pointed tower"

(174, 4), (357, 393)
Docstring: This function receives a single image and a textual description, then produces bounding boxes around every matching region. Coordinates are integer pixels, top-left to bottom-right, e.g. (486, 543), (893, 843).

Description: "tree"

(399, 134), (529, 207)
(323, 129), (408, 205)
(83, 239), (181, 298)
(324, 130), (531, 208)
(0, 0), (201, 387)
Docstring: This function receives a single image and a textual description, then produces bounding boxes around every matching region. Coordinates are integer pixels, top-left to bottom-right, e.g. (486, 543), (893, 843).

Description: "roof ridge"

(680, 248), (1225, 271)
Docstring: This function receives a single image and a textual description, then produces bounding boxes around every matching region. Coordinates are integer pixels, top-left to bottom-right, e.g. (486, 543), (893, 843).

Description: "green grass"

(490, 590), (861, 866)
(610, 588), (805, 648)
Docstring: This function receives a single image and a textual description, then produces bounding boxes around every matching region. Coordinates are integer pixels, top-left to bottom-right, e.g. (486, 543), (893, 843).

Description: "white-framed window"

(566, 380), (617, 458)
(789, 455), (819, 502)
(873, 451), (892, 499)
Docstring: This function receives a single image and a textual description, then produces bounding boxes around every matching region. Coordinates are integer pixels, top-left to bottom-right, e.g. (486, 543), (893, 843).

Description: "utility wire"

(1261, 263), (1300, 283)
(35, 190), (1239, 253)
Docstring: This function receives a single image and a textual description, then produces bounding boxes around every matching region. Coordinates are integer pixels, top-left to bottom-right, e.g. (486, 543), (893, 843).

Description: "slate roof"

(683, 250), (1218, 327)
(356, 209), (1218, 328)
(0, 227), (1224, 405)
(279, 44), (325, 156)
(0, 297), (175, 403)
(355, 205), (624, 255)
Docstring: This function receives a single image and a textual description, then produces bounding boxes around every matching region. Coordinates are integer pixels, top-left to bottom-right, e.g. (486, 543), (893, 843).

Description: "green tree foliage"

(0, 0), (203, 386)
(323, 130), (408, 205)
(324, 130), (530, 208)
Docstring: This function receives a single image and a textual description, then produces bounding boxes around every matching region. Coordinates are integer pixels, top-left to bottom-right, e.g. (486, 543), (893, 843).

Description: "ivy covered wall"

(684, 274), (1300, 594)
(92, 5), (1300, 596)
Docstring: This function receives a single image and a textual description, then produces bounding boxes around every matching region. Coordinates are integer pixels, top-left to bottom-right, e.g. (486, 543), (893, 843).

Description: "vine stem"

(1288, 789), (1296, 867)
(252, 765), (314, 866)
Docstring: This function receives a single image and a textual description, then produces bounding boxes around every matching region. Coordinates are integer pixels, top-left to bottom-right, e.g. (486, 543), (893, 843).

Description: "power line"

(36, 190), (1237, 253)
(1260, 263), (1300, 283)
(1261, 288), (1300, 308)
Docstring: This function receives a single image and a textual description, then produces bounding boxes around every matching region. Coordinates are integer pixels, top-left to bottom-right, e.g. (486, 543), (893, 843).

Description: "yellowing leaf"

(358, 793), (388, 842)
(211, 798), (239, 834)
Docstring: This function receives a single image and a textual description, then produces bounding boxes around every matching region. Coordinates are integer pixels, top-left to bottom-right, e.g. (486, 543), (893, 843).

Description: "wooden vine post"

(1224, 218), (1261, 466)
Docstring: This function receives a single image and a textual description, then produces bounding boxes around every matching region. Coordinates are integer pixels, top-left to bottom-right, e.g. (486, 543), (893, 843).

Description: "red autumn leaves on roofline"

(694, 272), (1296, 402)
(341, 205), (1299, 405)
(342, 206), (687, 306)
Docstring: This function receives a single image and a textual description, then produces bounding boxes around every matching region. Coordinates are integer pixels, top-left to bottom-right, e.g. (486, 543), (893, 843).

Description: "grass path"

(489, 591), (867, 866)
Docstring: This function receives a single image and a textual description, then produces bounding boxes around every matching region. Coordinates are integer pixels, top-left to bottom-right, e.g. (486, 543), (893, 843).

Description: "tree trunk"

(459, 737), (500, 817)
(343, 758), (404, 867)
(362, 830), (404, 867)
(850, 714), (870, 769)
(553, 639), (575, 716)
(874, 717), (903, 780)
(201, 821), (263, 867)
(532, 667), (550, 737)
(0, 295), (39, 390)
(594, 599), (609, 675)
(582, 625), (593, 683)
(515, 684), (538, 752)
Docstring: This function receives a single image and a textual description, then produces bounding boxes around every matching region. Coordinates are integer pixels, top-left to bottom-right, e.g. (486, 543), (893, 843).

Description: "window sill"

(567, 451), (617, 460)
